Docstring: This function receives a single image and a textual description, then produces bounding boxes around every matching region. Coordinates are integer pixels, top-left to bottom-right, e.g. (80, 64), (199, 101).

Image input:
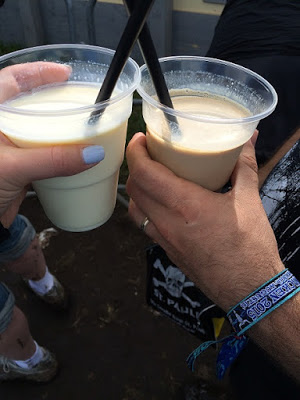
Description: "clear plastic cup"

(0, 44), (140, 232)
(138, 56), (277, 191)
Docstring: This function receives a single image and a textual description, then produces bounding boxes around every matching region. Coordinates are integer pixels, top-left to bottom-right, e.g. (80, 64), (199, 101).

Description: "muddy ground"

(0, 195), (232, 400)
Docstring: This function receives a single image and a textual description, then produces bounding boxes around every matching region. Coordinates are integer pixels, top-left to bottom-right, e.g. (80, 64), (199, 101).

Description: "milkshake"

(0, 45), (141, 231)
(1, 82), (130, 230)
(138, 56), (277, 191)
(146, 92), (251, 191)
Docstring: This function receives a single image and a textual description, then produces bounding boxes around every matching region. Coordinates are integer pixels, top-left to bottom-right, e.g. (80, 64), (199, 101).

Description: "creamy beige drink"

(0, 82), (132, 231)
(0, 45), (140, 232)
(139, 56), (277, 192)
(146, 92), (251, 191)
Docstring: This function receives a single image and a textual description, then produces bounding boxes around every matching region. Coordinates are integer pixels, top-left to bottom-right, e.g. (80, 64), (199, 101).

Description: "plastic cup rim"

(0, 44), (141, 117)
(137, 55), (278, 125)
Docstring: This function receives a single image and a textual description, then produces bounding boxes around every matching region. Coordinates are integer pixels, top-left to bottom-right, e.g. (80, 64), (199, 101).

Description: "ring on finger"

(140, 216), (150, 232)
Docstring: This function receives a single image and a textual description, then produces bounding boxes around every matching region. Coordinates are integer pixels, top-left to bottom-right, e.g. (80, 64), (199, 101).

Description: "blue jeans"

(0, 214), (35, 264)
(0, 215), (35, 333)
(0, 283), (15, 334)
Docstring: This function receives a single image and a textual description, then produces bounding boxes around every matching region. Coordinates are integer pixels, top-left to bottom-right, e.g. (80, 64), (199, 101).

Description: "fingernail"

(64, 64), (73, 74)
(82, 145), (105, 164)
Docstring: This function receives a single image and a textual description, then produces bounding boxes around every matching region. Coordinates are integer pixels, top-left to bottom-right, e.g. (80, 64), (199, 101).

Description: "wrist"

(220, 258), (285, 312)
(248, 289), (300, 381)
(226, 268), (300, 336)
(250, 290), (300, 336)
(187, 270), (300, 379)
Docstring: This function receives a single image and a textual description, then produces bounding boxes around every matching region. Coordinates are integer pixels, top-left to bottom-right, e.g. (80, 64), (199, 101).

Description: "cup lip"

(137, 55), (278, 125)
(0, 44), (141, 116)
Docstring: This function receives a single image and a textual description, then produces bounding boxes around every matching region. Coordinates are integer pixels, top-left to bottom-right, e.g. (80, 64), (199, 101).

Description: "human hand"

(0, 61), (73, 103)
(126, 132), (284, 311)
(0, 62), (105, 227)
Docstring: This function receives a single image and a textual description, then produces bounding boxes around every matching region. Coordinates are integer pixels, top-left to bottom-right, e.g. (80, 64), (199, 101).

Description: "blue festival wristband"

(227, 268), (300, 336)
(187, 268), (300, 379)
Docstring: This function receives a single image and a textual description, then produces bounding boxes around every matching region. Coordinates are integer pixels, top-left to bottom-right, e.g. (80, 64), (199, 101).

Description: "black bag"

(146, 244), (226, 341)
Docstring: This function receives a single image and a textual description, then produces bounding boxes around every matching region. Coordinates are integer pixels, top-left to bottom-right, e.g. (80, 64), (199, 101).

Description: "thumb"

(5, 144), (105, 185)
(230, 131), (259, 198)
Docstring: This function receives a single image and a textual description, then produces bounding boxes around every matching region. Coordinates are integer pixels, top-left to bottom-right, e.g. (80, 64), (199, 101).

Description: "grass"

(119, 97), (146, 184)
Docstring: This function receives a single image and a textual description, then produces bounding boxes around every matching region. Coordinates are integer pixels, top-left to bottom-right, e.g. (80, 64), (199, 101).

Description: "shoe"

(24, 275), (68, 309)
(0, 347), (58, 383)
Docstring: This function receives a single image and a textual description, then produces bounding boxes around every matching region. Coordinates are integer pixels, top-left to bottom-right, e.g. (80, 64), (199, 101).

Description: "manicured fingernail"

(82, 145), (105, 164)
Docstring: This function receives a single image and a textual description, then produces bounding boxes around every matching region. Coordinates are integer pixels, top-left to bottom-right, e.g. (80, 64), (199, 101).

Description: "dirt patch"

(0, 196), (231, 399)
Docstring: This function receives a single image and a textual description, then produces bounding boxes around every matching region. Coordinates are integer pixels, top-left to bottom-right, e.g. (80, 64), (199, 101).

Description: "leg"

(0, 283), (58, 382)
(0, 214), (45, 280)
(0, 306), (35, 360)
(5, 235), (46, 281)
(0, 215), (66, 307)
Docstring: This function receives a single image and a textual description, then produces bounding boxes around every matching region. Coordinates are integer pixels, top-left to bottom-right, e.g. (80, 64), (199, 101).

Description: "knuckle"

(241, 153), (258, 175)
(173, 197), (200, 224)
(126, 139), (133, 155)
(50, 146), (68, 175)
(1, 150), (20, 178)
(129, 161), (148, 185)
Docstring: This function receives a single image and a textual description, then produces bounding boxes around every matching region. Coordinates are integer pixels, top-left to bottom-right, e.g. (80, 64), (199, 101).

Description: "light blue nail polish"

(82, 145), (105, 164)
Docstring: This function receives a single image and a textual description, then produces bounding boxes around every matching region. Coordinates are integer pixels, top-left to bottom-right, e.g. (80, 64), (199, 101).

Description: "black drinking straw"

(89, 0), (156, 123)
(124, 0), (180, 137)
(124, 0), (174, 110)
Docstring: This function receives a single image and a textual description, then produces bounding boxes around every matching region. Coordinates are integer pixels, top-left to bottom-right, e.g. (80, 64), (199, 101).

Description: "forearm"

(126, 132), (300, 381)
(220, 257), (300, 382)
(248, 290), (300, 382)
(187, 253), (300, 381)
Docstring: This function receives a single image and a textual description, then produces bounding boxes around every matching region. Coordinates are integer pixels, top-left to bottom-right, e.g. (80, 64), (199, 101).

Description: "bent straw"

(89, 0), (155, 123)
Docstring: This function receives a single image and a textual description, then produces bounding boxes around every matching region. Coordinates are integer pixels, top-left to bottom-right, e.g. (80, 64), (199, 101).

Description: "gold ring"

(140, 217), (150, 232)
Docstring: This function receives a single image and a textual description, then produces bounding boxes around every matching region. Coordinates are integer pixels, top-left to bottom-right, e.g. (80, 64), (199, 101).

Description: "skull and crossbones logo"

(153, 259), (201, 308)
